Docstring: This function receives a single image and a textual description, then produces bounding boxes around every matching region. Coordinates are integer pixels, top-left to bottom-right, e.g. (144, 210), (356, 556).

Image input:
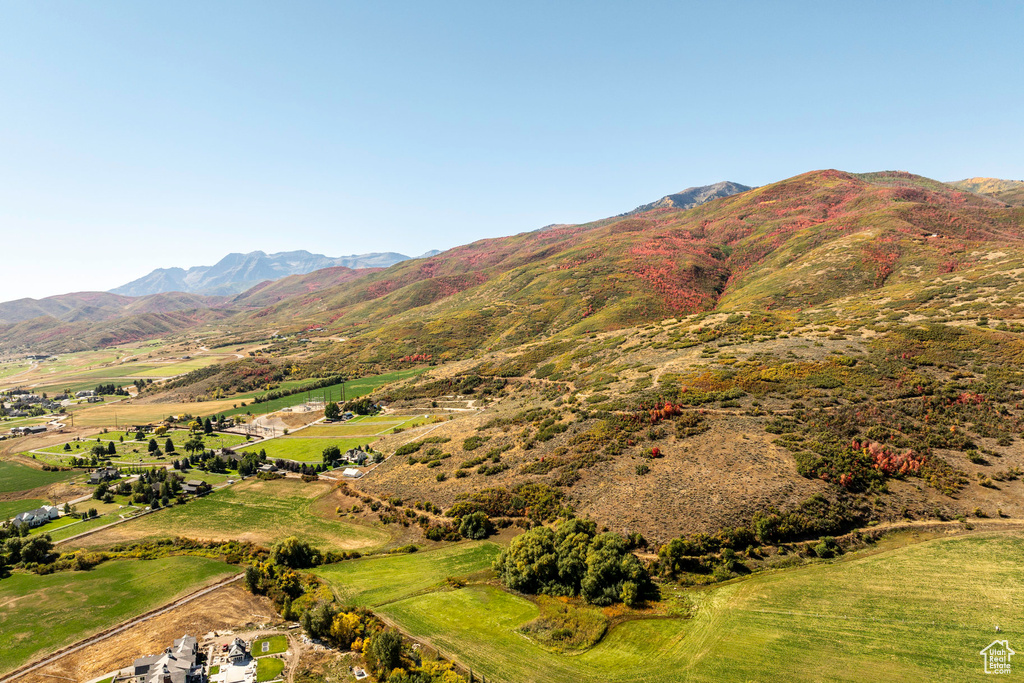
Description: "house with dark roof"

(133, 635), (204, 683)
(89, 467), (121, 485)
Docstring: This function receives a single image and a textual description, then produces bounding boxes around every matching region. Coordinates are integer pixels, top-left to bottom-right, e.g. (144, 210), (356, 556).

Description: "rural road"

(0, 573), (244, 683)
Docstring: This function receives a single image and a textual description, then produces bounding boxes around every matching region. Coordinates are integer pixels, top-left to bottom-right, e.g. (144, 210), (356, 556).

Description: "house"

(24, 425), (48, 435)
(226, 637), (249, 664)
(340, 412), (355, 422)
(181, 480), (208, 495)
(342, 467), (363, 478)
(76, 390), (95, 398)
(89, 467), (121, 484)
(12, 505), (60, 528)
(86, 396), (104, 403)
(344, 448), (368, 465)
(258, 464), (278, 473)
(133, 635), (204, 683)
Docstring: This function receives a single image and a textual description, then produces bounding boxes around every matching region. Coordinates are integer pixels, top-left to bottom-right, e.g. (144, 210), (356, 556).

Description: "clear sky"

(1, 1), (1022, 300)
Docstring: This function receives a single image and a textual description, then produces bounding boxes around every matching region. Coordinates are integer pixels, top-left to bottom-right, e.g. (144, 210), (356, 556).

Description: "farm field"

(215, 368), (426, 418)
(371, 532), (1024, 683)
(297, 414), (438, 438)
(236, 437), (371, 463)
(131, 356), (232, 377)
(0, 460), (77, 493)
(0, 556), (239, 676)
(314, 541), (500, 607)
(69, 478), (393, 552)
(64, 399), (243, 428)
(0, 498), (46, 521)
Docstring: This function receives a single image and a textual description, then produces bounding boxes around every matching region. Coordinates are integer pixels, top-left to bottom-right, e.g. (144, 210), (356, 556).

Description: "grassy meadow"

(349, 532), (1024, 683)
(314, 541), (500, 607)
(0, 498), (46, 522)
(215, 368), (426, 418)
(236, 437), (372, 463)
(69, 478), (392, 552)
(0, 556), (238, 676)
(0, 460), (77, 493)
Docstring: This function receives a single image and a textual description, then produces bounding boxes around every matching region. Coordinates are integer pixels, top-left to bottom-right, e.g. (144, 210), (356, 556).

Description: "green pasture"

(46, 512), (124, 542)
(28, 515), (79, 535)
(0, 498), (46, 522)
(372, 532), (1024, 683)
(132, 356), (228, 377)
(214, 368), (426, 418)
(0, 460), (77, 493)
(0, 556), (238, 676)
(70, 478), (392, 552)
(315, 541), (500, 607)
(236, 437), (372, 463)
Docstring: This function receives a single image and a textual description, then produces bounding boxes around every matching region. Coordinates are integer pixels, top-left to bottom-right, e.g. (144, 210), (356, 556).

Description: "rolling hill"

(947, 177), (1024, 206)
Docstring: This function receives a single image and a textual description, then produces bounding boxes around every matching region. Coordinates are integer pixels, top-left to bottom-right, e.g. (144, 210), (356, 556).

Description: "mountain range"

(2, 173), (1022, 354)
(110, 250), (425, 297)
(627, 181), (752, 214)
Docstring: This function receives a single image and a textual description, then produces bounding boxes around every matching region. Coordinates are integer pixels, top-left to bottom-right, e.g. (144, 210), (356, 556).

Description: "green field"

(236, 437), (372, 463)
(71, 478), (392, 552)
(214, 368), (426, 418)
(47, 512), (124, 542)
(296, 415), (437, 438)
(315, 541), (500, 607)
(255, 656), (284, 682)
(0, 556), (238, 675)
(0, 460), (77, 493)
(29, 515), (79, 535)
(363, 532), (1024, 682)
(0, 498), (46, 522)
(252, 635), (288, 656)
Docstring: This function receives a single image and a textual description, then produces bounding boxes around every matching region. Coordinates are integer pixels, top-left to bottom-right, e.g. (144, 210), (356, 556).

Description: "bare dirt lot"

(12, 585), (279, 683)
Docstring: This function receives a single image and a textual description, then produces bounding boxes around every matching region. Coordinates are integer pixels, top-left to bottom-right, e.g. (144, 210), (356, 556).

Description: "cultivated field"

(0, 556), (239, 676)
(365, 532), (1024, 683)
(314, 541), (500, 607)
(236, 437), (368, 463)
(0, 460), (78, 493)
(0, 498), (46, 521)
(70, 478), (393, 552)
(215, 368), (426, 418)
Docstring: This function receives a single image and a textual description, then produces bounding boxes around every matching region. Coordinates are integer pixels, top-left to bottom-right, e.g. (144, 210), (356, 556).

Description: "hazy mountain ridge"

(947, 177), (1024, 206)
(110, 249), (415, 297)
(0, 291), (226, 325)
(627, 181), (753, 214)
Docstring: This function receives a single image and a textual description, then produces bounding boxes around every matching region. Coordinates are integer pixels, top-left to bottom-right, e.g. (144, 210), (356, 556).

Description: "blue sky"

(1, 1), (1022, 300)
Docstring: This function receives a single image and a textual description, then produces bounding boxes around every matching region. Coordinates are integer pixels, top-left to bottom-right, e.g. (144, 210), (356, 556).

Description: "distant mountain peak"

(110, 250), (417, 297)
(628, 181), (752, 214)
